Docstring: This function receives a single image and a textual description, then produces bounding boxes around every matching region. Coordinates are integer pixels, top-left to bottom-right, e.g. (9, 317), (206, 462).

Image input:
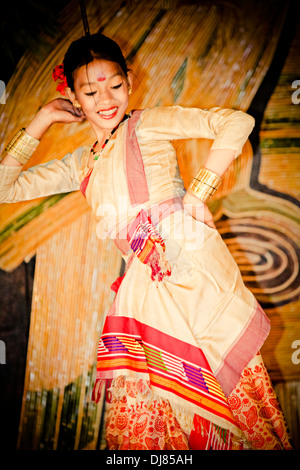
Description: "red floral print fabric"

(227, 352), (293, 450)
(103, 353), (293, 450)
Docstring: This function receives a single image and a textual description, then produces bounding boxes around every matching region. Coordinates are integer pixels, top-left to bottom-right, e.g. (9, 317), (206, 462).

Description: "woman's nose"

(97, 88), (113, 105)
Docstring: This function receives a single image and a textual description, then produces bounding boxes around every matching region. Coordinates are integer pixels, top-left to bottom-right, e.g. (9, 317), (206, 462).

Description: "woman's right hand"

(25, 98), (86, 140)
(41, 98), (86, 124)
(1, 99), (86, 167)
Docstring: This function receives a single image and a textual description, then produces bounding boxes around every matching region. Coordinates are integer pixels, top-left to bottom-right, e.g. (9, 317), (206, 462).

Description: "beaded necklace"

(90, 114), (129, 161)
(90, 129), (116, 161)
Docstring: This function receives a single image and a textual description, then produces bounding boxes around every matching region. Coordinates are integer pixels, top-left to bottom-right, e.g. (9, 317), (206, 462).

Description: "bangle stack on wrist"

(188, 167), (222, 203)
(4, 128), (39, 165)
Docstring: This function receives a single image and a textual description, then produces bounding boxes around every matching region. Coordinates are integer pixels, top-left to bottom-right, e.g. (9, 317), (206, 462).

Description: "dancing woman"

(0, 33), (293, 450)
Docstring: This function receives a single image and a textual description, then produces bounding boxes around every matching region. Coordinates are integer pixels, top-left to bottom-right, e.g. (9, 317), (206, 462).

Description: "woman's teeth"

(98, 107), (118, 117)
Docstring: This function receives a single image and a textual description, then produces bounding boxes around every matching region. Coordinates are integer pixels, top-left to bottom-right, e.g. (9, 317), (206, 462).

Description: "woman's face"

(73, 59), (131, 139)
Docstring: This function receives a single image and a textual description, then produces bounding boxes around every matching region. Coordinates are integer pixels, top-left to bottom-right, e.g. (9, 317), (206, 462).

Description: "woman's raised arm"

(1, 98), (85, 167)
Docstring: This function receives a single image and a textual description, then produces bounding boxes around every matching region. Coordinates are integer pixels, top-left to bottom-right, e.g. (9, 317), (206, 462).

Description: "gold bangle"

(188, 167), (222, 203)
(4, 128), (39, 165)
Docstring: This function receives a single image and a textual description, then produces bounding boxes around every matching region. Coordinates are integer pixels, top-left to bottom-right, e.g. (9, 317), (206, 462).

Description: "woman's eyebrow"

(79, 73), (123, 88)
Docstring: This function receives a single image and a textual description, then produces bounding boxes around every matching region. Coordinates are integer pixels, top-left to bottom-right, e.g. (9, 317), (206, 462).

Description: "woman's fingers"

(183, 192), (216, 229)
(44, 98), (86, 123)
(202, 205), (216, 228)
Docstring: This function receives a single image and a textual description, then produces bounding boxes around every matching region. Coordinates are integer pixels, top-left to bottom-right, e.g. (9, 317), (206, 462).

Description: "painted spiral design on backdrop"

(218, 217), (300, 307)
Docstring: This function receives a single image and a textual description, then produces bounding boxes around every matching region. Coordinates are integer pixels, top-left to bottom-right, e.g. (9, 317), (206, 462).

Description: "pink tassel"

(147, 242), (171, 282)
(128, 210), (171, 283)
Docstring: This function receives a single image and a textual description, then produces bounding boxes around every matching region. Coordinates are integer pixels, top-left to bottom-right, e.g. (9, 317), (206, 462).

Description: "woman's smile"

(73, 59), (131, 142)
(97, 107), (118, 119)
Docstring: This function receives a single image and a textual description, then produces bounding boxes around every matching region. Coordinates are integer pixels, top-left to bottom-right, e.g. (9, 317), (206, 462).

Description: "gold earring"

(73, 101), (81, 108)
(128, 86), (132, 96)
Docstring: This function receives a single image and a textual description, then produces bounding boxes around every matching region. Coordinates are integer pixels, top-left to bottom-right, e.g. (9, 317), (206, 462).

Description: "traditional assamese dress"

(0, 106), (293, 450)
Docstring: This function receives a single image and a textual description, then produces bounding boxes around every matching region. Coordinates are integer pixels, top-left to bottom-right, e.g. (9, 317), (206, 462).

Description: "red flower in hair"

(52, 63), (68, 96)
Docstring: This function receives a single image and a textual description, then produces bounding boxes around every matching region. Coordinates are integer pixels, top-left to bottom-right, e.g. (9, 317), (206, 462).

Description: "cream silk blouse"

(0, 106), (255, 224)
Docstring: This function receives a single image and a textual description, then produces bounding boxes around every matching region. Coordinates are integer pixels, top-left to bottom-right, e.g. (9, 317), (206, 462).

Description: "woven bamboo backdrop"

(0, 0), (299, 450)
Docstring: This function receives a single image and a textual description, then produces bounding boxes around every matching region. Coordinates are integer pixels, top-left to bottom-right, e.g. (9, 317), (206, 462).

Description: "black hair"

(63, 33), (128, 90)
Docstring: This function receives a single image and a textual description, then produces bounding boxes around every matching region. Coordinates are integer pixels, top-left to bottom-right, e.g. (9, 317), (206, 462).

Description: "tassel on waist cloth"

(111, 195), (184, 279)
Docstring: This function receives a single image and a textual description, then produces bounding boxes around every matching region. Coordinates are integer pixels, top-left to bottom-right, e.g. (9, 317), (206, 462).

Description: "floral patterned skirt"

(103, 352), (293, 450)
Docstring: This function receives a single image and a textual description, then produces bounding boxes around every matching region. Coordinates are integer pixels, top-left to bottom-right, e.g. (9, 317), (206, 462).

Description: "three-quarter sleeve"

(0, 147), (85, 203)
(135, 106), (255, 158)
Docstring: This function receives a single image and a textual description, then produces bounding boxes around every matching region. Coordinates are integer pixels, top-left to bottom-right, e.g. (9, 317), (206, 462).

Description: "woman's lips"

(98, 107), (118, 119)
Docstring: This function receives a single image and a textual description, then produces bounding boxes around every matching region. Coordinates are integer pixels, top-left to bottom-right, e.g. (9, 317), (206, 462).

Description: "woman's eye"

(112, 83), (122, 89)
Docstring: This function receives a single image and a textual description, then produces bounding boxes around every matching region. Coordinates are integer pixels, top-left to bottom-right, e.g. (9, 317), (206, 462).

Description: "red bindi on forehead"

(97, 73), (106, 82)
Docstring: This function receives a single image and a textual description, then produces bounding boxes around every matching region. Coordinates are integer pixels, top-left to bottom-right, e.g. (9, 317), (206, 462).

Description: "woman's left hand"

(183, 191), (216, 229)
